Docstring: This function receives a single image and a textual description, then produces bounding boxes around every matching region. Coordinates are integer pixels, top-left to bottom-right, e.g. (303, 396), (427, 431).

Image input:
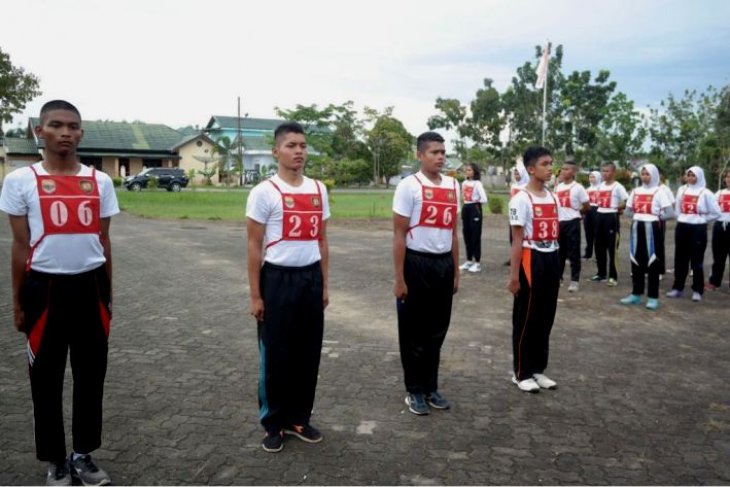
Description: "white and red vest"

(408, 174), (457, 233)
(28, 166), (101, 270)
(266, 179), (323, 248)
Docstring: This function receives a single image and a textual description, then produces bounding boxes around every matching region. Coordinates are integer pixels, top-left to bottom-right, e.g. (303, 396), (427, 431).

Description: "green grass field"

(115, 189), (507, 221)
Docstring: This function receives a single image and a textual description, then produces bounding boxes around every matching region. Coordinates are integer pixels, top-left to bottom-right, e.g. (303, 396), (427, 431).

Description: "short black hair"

(522, 146), (551, 168)
(274, 121), (305, 146)
(563, 160), (577, 167)
(416, 131), (445, 153)
(39, 100), (81, 124)
(466, 162), (481, 180)
(601, 162), (616, 170)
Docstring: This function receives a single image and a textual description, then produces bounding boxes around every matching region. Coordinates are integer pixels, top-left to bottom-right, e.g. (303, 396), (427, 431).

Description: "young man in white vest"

(392, 131), (459, 415)
(507, 146), (561, 393)
(246, 122), (330, 452)
(0, 100), (118, 485)
(555, 161), (590, 292)
(590, 162), (629, 286)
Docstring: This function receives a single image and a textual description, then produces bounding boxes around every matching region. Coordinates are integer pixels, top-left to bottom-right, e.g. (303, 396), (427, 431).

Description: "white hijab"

(686, 166), (706, 190)
(589, 170), (602, 188)
(512, 163), (529, 187)
(640, 164), (660, 189)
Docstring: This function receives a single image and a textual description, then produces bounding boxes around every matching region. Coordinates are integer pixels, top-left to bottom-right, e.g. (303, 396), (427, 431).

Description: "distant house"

(204, 115), (284, 173)
(1, 120), (215, 184)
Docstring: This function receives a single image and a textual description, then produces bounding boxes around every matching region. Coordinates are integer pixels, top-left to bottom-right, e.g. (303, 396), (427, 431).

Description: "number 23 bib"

(266, 179), (323, 248)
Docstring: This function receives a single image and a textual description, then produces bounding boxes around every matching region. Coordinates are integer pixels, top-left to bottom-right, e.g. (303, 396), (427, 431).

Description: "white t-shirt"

(509, 189), (560, 253)
(626, 186), (673, 222)
(245, 174), (330, 267)
(675, 186), (721, 224)
(0, 162), (120, 274)
(461, 179), (488, 204)
(716, 189), (730, 223)
(596, 181), (629, 214)
(659, 184), (675, 206)
(393, 172), (460, 254)
(555, 181), (589, 221)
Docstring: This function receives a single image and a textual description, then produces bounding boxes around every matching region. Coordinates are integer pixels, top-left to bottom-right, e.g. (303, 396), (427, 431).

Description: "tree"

(648, 87), (720, 184)
(594, 92), (646, 168)
(274, 103), (334, 156)
(501, 44), (565, 159)
(0, 47), (41, 134)
(557, 69), (617, 159)
(213, 135), (237, 186)
(365, 107), (413, 187)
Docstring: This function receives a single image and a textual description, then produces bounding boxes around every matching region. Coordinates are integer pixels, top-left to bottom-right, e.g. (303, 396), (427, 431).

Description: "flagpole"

(541, 41), (550, 145)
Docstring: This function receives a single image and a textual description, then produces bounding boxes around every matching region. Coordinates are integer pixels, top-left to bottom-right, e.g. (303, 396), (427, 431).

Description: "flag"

(535, 43), (550, 89)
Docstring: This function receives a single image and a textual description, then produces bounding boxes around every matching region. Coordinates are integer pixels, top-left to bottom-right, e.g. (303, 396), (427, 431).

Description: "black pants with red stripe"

(257, 262), (324, 433)
(595, 212), (621, 280)
(709, 221), (730, 288)
(461, 203), (483, 262)
(672, 222), (708, 294)
(559, 218), (582, 282)
(512, 249), (560, 381)
(22, 266), (110, 462)
(397, 249), (454, 394)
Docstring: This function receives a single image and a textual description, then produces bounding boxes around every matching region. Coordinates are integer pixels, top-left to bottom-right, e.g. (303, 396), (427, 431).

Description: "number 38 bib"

(266, 179), (323, 248)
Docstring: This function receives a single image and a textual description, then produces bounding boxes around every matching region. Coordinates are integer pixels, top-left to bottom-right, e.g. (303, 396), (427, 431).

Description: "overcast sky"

(2, 0), (729, 140)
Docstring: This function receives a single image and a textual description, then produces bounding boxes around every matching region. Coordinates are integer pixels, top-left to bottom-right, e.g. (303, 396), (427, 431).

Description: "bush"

(111, 177), (122, 187)
(576, 172), (589, 186)
(488, 195), (504, 214)
(615, 169), (632, 187)
(322, 179), (335, 193)
(147, 177), (158, 190)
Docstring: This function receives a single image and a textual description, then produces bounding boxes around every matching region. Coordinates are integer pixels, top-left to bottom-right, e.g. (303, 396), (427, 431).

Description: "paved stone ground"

(1, 212), (729, 485)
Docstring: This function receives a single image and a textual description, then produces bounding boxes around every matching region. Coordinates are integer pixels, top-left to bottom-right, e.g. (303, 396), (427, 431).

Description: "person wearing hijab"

(504, 162), (530, 266)
(666, 166), (722, 301)
(583, 170), (602, 259)
(706, 169), (730, 291)
(619, 164), (674, 310)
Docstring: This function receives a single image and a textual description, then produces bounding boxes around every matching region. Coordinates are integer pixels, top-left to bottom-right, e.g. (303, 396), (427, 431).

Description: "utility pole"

(237, 96), (243, 186)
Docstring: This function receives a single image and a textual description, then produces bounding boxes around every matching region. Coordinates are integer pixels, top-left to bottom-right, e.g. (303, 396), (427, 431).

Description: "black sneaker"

(589, 275), (606, 282)
(68, 454), (110, 486)
(46, 460), (71, 486)
(426, 391), (451, 410)
(405, 393), (430, 415)
(284, 424), (323, 443)
(262, 430), (284, 452)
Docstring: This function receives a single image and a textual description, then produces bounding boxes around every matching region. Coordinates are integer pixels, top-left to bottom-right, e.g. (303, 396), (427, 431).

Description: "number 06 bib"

(266, 179), (323, 248)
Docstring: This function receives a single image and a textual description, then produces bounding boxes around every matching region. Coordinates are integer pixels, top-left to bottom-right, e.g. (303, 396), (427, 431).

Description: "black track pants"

(257, 262), (324, 433)
(630, 220), (663, 299)
(559, 218), (582, 282)
(397, 249), (454, 394)
(23, 266), (111, 462)
(672, 222), (708, 294)
(461, 203), (483, 262)
(595, 212), (620, 280)
(512, 249), (560, 381)
(583, 206), (598, 258)
(709, 221), (730, 288)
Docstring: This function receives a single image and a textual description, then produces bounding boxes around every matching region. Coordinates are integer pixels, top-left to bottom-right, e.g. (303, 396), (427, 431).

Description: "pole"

(237, 96), (243, 185)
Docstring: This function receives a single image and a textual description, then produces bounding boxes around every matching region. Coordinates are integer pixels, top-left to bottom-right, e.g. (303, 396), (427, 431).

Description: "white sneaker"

(568, 281), (579, 292)
(533, 373), (557, 389)
(512, 375), (540, 393)
(467, 262), (482, 273)
(459, 261), (473, 270)
(692, 292), (702, 302)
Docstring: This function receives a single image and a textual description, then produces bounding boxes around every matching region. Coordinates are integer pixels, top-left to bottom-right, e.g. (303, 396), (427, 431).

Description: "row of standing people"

(3, 99), (728, 483)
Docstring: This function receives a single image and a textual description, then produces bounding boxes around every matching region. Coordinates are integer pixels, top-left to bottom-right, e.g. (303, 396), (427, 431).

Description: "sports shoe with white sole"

(68, 454), (110, 486)
(533, 373), (557, 389)
(284, 424), (323, 443)
(606, 278), (618, 287)
(568, 281), (579, 292)
(459, 261), (473, 270)
(405, 393), (430, 415)
(692, 292), (702, 302)
(666, 289), (683, 298)
(467, 262), (482, 273)
(620, 294), (642, 305)
(512, 375), (540, 393)
(46, 461), (71, 486)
